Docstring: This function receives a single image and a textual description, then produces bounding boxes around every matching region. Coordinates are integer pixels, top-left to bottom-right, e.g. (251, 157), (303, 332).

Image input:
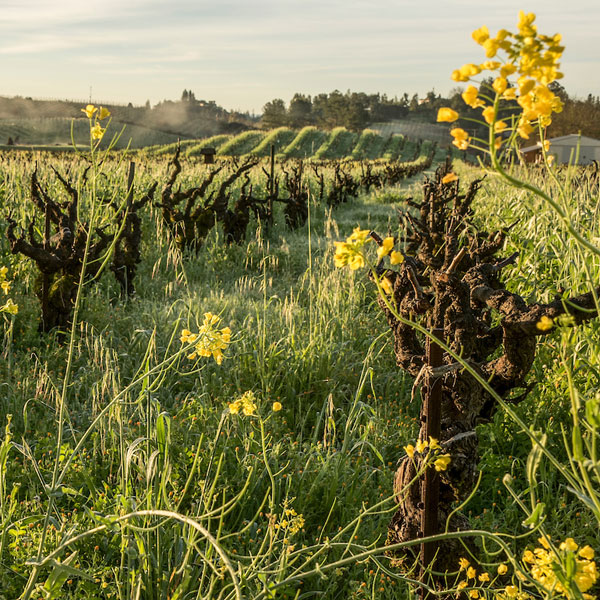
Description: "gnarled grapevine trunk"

(375, 162), (600, 580)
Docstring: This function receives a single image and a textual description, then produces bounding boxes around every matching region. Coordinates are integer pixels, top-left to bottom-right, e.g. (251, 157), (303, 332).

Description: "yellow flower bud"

(437, 107), (459, 123)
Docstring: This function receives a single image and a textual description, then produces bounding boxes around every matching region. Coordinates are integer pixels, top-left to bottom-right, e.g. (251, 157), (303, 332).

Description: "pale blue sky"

(2, 0), (598, 113)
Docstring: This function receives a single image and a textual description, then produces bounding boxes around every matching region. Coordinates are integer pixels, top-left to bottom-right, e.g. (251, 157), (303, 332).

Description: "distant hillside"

(137, 127), (457, 161)
(0, 95), (258, 145)
(0, 117), (182, 149)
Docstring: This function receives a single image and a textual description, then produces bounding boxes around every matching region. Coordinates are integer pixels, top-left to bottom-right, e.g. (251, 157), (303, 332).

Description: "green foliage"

(313, 127), (358, 159)
(186, 134), (232, 156)
(2, 143), (600, 599)
(217, 130), (266, 156)
(280, 126), (328, 159)
(351, 129), (388, 160)
(381, 134), (405, 160)
(249, 127), (297, 157)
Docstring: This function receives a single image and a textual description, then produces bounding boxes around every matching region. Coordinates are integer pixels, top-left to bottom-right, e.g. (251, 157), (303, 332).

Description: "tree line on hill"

(260, 85), (600, 141)
(2, 84), (599, 145)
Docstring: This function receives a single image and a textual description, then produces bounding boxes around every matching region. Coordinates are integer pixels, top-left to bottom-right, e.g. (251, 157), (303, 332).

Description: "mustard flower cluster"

(456, 558), (513, 599)
(456, 538), (597, 599)
(81, 104), (111, 141)
(522, 537), (597, 598)
(333, 227), (373, 270)
(333, 228), (404, 272)
(274, 507), (305, 536)
(228, 390), (258, 416)
(180, 312), (231, 364)
(0, 266), (18, 315)
(437, 11), (564, 152)
(405, 436), (451, 472)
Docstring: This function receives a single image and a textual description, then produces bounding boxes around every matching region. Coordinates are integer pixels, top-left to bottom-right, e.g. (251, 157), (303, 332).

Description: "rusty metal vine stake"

(421, 328), (443, 576)
(370, 160), (600, 587)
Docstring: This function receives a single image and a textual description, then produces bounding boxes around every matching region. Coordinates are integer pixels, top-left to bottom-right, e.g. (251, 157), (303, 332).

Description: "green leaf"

(522, 502), (545, 528)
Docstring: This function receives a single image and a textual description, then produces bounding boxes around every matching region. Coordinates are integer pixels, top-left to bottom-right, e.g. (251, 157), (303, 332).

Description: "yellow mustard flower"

(377, 236), (394, 259)
(467, 566), (477, 579)
(500, 63), (517, 77)
(229, 391), (257, 417)
(504, 585), (519, 598)
(498, 564), (509, 575)
(451, 69), (470, 83)
(347, 227), (371, 243)
(442, 173), (459, 184)
(482, 106), (496, 125)
(390, 251), (404, 265)
(437, 107), (459, 123)
(1, 299), (18, 315)
(272, 401), (282, 412)
(181, 313), (232, 364)
(480, 60), (501, 71)
(405, 444), (415, 458)
(334, 227), (373, 270)
(469, 590), (479, 598)
(462, 85), (485, 109)
(450, 128), (470, 150)
(478, 572), (490, 583)
(457, 581), (468, 590)
(536, 316), (553, 331)
(98, 106), (111, 120)
(91, 124), (105, 140)
(459, 63), (481, 78)
(334, 241), (364, 270)
(472, 25), (490, 45)
(459, 558), (470, 570)
(428, 437), (441, 450)
(81, 104), (97, 119)
(559, 538), (578, 552)
(579, 546), (595, 561)
(434, 454), (451, 472)
(415, 438), (428, 453)
(493, 77), (508, 95)
(380, 277), (393, 296)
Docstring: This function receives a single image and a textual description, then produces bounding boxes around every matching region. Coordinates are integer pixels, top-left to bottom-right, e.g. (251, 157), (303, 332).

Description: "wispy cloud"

(1, 0), (598, 110)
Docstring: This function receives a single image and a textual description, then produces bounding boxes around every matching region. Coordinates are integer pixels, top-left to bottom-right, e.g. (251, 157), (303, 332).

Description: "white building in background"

(520, 134), (600, 165)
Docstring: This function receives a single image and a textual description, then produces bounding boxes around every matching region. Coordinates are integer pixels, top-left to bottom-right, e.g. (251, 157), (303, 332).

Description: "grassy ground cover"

(281, 126), (328, 159)
(0, 147), (599, 599)
(351, 130), (388, 160)
(381, 134), (405, 160)
(313, 127), (359, 159)
(186, 134), (233, 157)
(249, 127), (297, 157)
(217, 130), (266, 156)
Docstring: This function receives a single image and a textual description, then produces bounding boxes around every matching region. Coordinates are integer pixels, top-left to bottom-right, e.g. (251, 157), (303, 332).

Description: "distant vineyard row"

(140, 126), (456, 161)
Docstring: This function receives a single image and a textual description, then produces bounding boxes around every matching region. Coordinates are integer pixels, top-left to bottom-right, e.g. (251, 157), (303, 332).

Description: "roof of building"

(521, 134), (600, 153)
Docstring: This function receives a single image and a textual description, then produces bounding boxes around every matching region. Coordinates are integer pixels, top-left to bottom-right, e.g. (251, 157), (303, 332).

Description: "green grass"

(1, 148), (599, 598)
(314, 127), (359, 159)
(217, 130), (266, 156)
(281, 126), (328, 159)
(249, 127), (297, 157)
(381, 134), (405, 160)
(186, 134), (232, 156)
(351, 129), (388, 160)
